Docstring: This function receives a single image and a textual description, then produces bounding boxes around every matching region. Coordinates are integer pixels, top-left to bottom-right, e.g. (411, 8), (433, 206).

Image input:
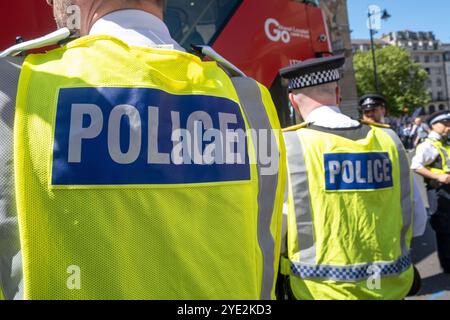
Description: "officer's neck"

(88, 9), (184, 51)
(303, 105), (339, 121)
(299, 101), (339, 120)
(83, 2), (164, 36)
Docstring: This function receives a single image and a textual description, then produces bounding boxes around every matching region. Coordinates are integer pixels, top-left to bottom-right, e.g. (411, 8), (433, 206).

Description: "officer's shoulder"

(360, 120), (391, 129)
(282, 122), (309, 133)
(416, 139), (436, 153)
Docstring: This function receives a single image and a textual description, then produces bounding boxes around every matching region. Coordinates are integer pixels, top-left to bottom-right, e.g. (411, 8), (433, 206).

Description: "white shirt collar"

(89, 9), (185, 51)
(428, 130), (444, 141)
(305, 106), (360, 129)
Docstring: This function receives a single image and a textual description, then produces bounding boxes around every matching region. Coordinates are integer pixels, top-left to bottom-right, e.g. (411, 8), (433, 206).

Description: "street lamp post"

(367, 7), (391, 93)
(368, 16), (379, 93)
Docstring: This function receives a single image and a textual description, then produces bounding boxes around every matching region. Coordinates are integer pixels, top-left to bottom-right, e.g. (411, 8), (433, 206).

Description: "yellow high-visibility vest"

(418, 137), (450, 175)
(14, 35), (286, 299)
(281, 123), (414, 300)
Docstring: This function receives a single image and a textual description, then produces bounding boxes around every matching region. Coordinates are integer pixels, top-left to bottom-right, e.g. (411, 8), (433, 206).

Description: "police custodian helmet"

(426, 110), (450, 126)
(279, 55), (345, 91)
(358, 94), (387, 112)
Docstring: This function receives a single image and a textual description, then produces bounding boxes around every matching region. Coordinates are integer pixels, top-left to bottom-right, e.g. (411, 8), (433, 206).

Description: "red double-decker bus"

(0, 0), (331, 126)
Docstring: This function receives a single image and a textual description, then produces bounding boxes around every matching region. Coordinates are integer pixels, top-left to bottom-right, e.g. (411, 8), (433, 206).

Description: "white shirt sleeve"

(410, 141), (439, 170)
(411, 175), (427, 237)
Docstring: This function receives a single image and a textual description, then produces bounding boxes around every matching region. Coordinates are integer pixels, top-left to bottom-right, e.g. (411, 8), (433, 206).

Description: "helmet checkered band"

(288, 69), (340, 90)
(430, 113), (450, 125)
(290, 253), (412, 282)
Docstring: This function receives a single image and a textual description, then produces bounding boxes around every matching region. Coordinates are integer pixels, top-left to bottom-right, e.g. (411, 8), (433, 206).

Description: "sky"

(347, 0), (450, 43)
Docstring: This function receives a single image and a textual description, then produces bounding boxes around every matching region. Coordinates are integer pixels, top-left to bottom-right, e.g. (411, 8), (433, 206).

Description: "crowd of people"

(388, 116), (431, 150)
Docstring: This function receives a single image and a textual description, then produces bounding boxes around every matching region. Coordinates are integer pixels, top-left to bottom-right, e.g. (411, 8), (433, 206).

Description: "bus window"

(165, 0), (242, 51)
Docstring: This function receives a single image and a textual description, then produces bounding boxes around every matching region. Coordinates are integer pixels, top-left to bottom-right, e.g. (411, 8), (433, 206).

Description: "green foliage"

(353, 45), (430, 115)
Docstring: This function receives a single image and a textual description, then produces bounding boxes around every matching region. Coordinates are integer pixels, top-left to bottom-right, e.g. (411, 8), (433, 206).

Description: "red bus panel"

(212, 0), (331, 87)
(0, 0), (55, 50)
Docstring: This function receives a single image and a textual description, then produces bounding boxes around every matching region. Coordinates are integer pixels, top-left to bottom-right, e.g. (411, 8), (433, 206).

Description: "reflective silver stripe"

(231, 77), (279, 300)
(283, 131), (316, 264)
(0, 57), (23, 300)
(380, 128), (413, 256)
(290, 253), (411, 282)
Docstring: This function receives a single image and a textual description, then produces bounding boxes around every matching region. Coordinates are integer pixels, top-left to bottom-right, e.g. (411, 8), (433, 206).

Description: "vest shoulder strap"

(191, 45), (246, 77)
(306, 123), (372, 141)
(425, 137), (443, 148)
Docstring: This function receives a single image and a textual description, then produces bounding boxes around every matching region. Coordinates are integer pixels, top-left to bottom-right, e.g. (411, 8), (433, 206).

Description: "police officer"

(359, 93), (388, 124)
(411, 111), (450, 274)
(278, 55), (425, 300)
(0, 0), (286, 299)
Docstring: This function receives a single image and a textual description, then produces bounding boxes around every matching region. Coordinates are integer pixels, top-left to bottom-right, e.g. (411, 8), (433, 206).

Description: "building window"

(434, 55), (441, 63)
(424, 56), (430, 63)
(425, 68), (430, 74)
(437, 78), (443, 87)
(414, 56), (420, 63)
(429, 105), (436, 114)
(438, 91), (444, 100)
(439, 104), (446, 110)
(165, 0), (241, 51)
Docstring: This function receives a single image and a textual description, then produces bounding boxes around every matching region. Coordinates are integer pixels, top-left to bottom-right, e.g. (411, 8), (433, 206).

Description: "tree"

(353, 45), (430, 115)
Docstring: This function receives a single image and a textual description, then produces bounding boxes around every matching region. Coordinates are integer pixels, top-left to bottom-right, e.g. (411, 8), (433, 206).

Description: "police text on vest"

(52, 87), (251, 185)
(324, 153), (393, 191)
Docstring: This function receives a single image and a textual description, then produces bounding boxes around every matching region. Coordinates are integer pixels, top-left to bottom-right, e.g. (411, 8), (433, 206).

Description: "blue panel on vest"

(324, 153), (393, 191)
(52, 87), (250, 185)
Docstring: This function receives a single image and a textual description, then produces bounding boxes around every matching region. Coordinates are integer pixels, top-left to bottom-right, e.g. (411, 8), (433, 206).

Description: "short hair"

(295, 81), (337, 98)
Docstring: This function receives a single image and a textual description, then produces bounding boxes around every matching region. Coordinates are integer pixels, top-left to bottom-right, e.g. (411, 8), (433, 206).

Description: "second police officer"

(412, 111), (450, 274)
(278, 55), (426, 300)
(359, 93), (388, 124)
